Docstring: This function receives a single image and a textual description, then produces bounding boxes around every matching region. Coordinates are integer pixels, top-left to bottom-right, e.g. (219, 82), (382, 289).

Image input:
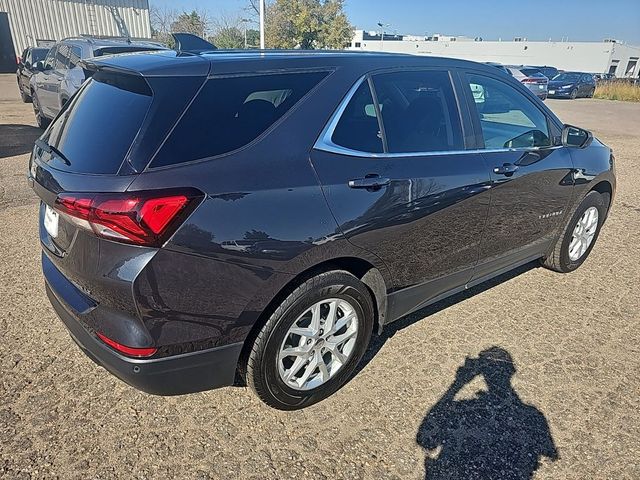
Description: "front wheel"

(542, 191), (608, 273)
(247, 270), (375, 410)
(570, 88), (578, 100)
(32, 92), (50, 129)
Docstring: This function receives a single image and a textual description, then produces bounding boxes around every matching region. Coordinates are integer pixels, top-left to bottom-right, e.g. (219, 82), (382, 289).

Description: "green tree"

(211, 27), (245, 49)
(265, 0), (353, 49)
(171, 10), (208, 38)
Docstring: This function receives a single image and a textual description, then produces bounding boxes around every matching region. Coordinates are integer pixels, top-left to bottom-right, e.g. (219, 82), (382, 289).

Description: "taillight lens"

(97, 332), (157, 358)
(55, 189), (202, 246)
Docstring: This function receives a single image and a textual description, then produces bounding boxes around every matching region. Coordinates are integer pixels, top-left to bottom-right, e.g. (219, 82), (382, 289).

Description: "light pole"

(259, 0), (265, 49)
(241, 18), (250, 49)
(377, 22), (390, 51)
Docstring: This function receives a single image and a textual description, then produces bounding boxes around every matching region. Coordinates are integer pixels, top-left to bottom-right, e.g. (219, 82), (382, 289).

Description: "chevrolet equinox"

(29, 49), (615, 410)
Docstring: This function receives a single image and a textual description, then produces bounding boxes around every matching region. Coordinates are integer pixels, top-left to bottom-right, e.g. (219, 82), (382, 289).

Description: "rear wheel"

(587, 87), (596, 98)
(542, 191), (608, 273)
(247, 270), (375, 410)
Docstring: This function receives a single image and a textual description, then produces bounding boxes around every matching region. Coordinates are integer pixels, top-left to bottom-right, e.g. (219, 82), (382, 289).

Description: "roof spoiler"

(171, 33), (217, 54)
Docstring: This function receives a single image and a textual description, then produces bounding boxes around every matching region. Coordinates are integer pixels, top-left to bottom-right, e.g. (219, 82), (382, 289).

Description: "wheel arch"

(236, 256), (389, 381)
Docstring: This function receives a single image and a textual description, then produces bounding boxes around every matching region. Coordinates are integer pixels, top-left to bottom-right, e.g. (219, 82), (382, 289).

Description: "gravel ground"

(1, 74), (639, 479)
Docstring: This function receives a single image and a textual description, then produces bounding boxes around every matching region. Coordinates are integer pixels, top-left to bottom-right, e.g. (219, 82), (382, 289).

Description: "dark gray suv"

(30, 49), (615, 410)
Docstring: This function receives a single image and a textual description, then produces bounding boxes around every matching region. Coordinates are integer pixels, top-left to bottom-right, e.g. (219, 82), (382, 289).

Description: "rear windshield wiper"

(35, 139), (71, 166)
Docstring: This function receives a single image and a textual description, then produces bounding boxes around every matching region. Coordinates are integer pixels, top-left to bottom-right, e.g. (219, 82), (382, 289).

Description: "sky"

(149, 0), (640, 45)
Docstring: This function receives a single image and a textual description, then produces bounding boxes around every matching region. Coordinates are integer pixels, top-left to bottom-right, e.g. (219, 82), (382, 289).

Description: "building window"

(354, 42), (361, 48)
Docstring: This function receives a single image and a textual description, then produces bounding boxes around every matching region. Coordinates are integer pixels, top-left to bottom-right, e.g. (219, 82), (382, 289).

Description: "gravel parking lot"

(1, 73), (639, 479)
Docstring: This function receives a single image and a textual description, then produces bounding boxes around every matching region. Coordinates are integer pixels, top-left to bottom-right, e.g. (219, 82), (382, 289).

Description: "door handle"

(348, 174), (391, 189)
(493, 163), (519, 176)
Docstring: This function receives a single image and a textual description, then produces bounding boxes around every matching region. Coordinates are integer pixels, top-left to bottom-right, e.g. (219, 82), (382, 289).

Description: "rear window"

(45, 71), (152, 174)
(520, 68), (543, 77)
(150, 71), (329, 168)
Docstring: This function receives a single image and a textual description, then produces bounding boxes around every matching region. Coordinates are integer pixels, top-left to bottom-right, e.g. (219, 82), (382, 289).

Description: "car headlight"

(561, 85), (573, 89)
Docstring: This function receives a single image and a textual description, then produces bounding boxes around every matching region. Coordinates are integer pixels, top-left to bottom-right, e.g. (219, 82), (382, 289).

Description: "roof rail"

(171, 33), (217, 54)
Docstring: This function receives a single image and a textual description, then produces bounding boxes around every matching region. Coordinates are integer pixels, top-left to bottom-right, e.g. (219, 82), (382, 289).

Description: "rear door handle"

(348, 175), (391, 189)
(493, 163), (519, 176)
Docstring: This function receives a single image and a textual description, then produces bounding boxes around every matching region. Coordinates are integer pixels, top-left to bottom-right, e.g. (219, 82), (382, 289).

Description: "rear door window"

(151, 71), (329, 168)
(43, 72), (152, 174)
(465, 74), (551, 149)
(330, 80), (384, 154)
(372, 70), (463, 153)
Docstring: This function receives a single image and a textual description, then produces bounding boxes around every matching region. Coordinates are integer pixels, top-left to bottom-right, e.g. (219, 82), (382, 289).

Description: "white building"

(350, 30), (640, 78)
(0, 0), (151, 70)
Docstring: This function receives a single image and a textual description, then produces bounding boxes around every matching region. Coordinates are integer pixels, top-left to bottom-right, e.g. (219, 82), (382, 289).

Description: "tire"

(20, 86), (32, 103)
(542, 191), (608, 273)
(588, 87), (595, 98)
(570, 88), (578, 100)
(247, 270), (375, 410)
(32, 92), (50, 129)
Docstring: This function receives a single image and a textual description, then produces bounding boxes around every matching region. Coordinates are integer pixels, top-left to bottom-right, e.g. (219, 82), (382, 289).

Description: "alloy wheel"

(568, 206), (599, 261)
(277, 298), (359, 391)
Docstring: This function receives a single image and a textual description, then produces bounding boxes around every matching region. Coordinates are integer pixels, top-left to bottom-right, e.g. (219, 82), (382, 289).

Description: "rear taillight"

(97, 332), (157, 358)
(55, 189), (202, 246)
(522, 78), (547, 84)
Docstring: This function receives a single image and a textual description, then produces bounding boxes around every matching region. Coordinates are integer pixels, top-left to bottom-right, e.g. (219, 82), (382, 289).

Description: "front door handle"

(348, 174), (391, 189)
(493, 163), (519, 176)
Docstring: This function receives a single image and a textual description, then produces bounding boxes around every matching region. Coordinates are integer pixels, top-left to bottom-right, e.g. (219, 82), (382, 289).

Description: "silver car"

(506, 66), (549, 100)
(30, 36), (165, 128)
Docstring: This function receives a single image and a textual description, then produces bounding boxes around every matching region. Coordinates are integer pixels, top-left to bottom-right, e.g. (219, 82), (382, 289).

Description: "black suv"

(16, 46), (49, 102)
(29, 50), (615, 410)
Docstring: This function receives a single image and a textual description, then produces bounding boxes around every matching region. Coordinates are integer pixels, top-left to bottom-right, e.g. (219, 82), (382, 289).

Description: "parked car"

(529, 65), (560, 80)
(16, 46), (49, 102)
(548, 72), (596, 99)
(593, 72), (615, 82)
(29, 36), (166, 128)
(29, 50), (615, 410)
(483, 62), (512, 76)
(506, 66), (549, 100)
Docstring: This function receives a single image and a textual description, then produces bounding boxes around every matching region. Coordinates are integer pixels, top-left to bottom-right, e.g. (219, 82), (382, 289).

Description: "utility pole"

(259, 0), (265, 49)
(377, 22), (389, 51)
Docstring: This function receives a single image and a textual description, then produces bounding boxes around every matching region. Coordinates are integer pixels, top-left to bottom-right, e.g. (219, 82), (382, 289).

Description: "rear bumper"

(44, 262), (243, 396)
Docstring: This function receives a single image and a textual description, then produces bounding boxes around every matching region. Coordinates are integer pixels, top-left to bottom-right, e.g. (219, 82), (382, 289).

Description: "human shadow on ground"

(416, 346), (558, 479)
(0, 124), (42, 159)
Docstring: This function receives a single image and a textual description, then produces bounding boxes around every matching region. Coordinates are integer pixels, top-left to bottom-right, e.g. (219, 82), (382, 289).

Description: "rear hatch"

(29, 57), (206, 268)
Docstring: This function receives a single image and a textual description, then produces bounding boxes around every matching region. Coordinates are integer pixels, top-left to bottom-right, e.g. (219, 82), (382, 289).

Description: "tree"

(211, 26), (245, 49)
(171, 10), (210, 38)
(265, 0), (353, 49)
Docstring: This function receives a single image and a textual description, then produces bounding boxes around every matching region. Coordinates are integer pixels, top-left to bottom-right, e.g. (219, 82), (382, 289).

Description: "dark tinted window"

(152, 71), (328, 167)
(31, 48), (48, 63)
(331, 81), (383, 153)
(521, 68), (542, 77)
(373, 70), (463, 153)
(466, 74), (551, 149)
(93, 46), (162, 56)
(45, 72), (152, 174)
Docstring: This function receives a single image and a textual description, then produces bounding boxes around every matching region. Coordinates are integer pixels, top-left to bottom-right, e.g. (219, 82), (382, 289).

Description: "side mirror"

(562, 124), (593, 148)
(34, 61), (45, 72)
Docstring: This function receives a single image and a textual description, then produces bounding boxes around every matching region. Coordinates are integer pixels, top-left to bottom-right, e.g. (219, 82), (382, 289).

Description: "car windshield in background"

(93, 46), (163, 56)
(521, 68), (544, 77)
(31, 48), (48, 63)
(43, 71), (152, 174)
(553, 73), (581, 82)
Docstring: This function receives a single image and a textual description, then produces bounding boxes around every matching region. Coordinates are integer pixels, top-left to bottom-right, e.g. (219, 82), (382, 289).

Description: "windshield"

(553, 73), (581, 82)
(32, 48), (48, 63)
(93, 46), (162, 57)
